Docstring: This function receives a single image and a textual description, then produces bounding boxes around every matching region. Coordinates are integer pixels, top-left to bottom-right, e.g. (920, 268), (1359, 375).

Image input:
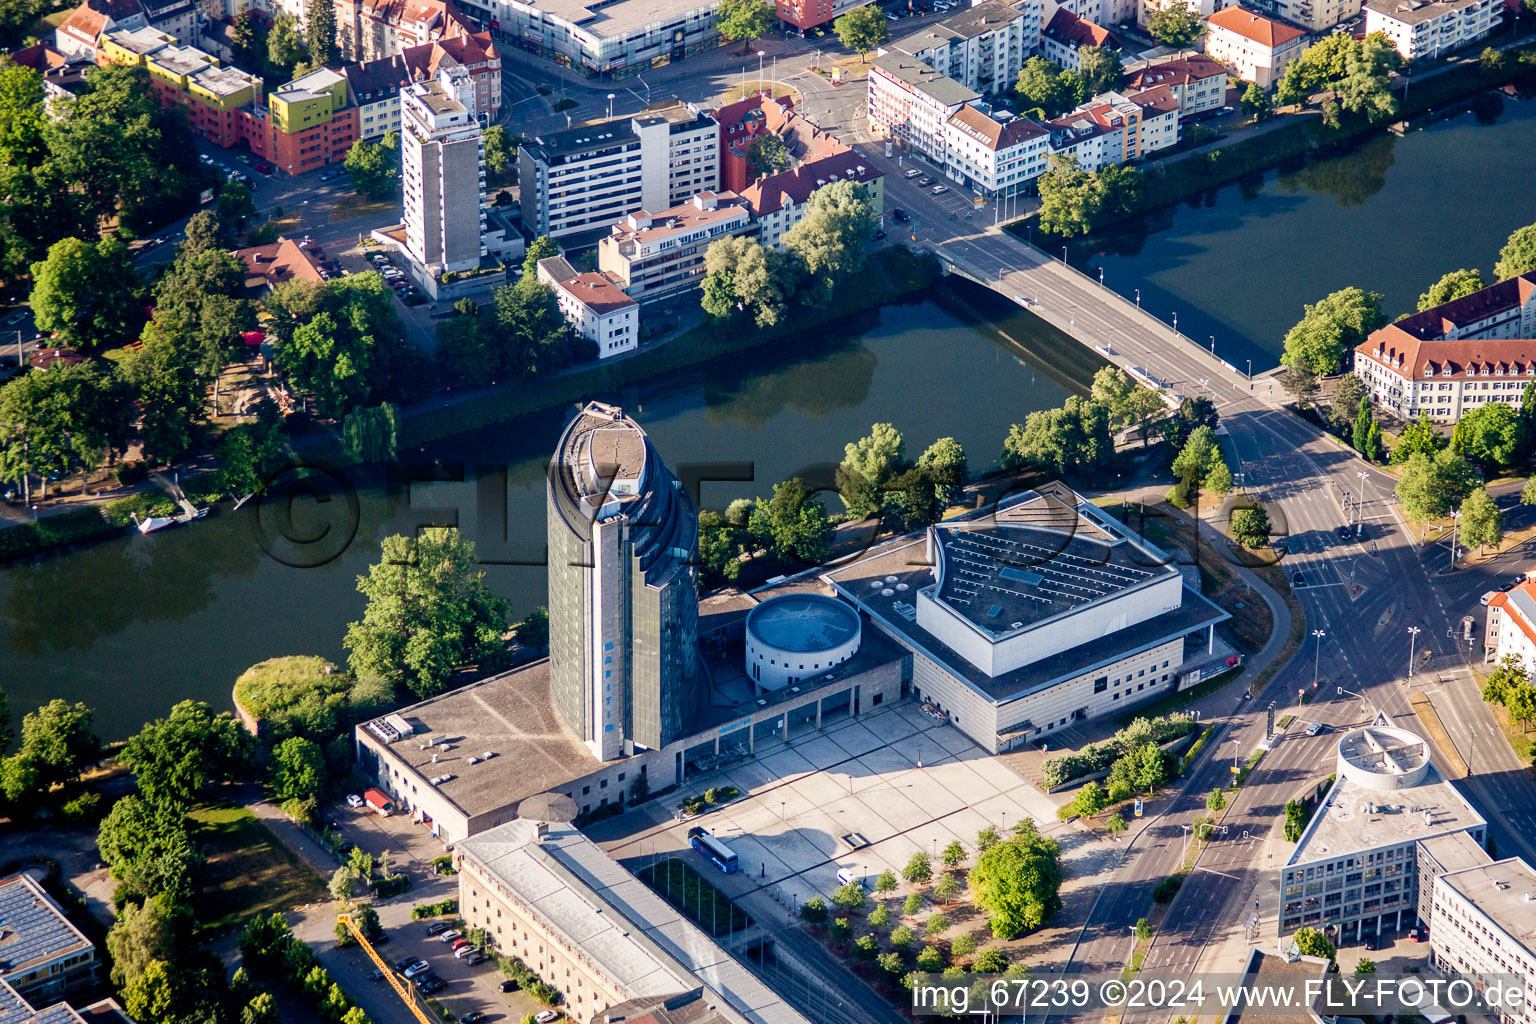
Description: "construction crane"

(336, 913), (435, 1024)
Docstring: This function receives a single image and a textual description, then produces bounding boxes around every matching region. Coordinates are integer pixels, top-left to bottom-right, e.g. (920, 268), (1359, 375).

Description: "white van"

(836, 867), (861, 887)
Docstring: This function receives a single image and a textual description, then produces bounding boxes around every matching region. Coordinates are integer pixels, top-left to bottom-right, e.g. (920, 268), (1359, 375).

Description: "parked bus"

(687, 827), (738, 874)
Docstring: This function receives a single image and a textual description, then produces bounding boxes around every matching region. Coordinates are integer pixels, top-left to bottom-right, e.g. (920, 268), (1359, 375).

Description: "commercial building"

(1202, 6), (1308, 89)
(546, 402), (701, 760)
(1426, 857), (1536, 1024)
(1364, 0), (1500, 59)
(0, 874), (98, 1005)
(1279, 719), (1488, 941)
(456, 820), (814, 1024)
(775, 0), (874, 29)
(1123, 54), (1228, 118)
(535, 255), (640, 357)
(889, 0), (1037, 96)
(0, 983), (131, 1024)
(401, 67), (487, 276)
(739, 145), (885, 247)
(868, 52), (981, 163)
(518, 104), (719, 240)
(942, 102), (1051, 197)
(597, 192), (752, 301)
(1484, 577), (1536, 670)
(1041, 8), (1122, 71)
(97, 28), (262, 147)
(1353, 272), (1536, 422)
(824, 483), (1231, 754)
(482, 0), (725, 78)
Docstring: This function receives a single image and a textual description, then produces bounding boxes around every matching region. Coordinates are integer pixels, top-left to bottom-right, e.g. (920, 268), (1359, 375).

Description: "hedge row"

(1041, 713), (1197, 790)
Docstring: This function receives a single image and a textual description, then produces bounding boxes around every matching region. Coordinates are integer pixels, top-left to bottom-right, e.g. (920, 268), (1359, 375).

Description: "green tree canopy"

(838, 422), (905, 517)
(701, 233), (795, 327)
(522, 235), (558, 278)
(916, 437), (968, 508)
(344, 528), (512, 699)
(1395, 449), (1481, 525)
(834, 5), (890, 61)
(1147, 4), (1202, 47)
(1001, 396), (1113, 475)
(304, 0), (337, 66)
(745, 133), (790, 179)
(784, 179), (878, 302)
(30, 235), (142, 351)
(1451, 401), (1522, 468)
(1458, 487), (1504, 554)
(716, 0), (774, 52)
(1293, 926), (1335, 961)
(748, 478), (831, 566)
(107, 892), (193, 989)
(1015, 57), (1083, 118)
(97, 795), (200, 903)
(343, 131), (399, 199)
(1230, 505), (1272, 547)
(1496, 221), (1536, 280)
(1077, 44), (1123, 96)
(0, 360), (135, 499)
(45, 63), (165, 229)
(1281, 287), (1387, 375)
(268, 273), (407, 418)
(1418, 268), (1488, 311)
(968, 831), (1064, 939)
(1240, 81), (1272, 120)
(266, 13), (307, 78)
(270, 736), (326, 803)
(121, 700), (250, 806)
(1389, 412), (1443, 464)
(483, 123), (513, 177)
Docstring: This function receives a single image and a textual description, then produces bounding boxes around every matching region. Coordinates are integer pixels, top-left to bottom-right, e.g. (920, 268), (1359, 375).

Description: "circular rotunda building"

(1334, 722), (1432, 791)
(745, 593), (862, 691)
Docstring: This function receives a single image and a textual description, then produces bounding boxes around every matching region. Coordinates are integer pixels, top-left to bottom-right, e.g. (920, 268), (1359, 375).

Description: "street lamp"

(1181, 822), (1191, 864)
(1173, 311), (1179, 334)
(757, 50), (765, 91)
(1311, 629), (1326, 690)
(1098, 266), (1105, 287)
(1135, 288), (1141, 307)
(1407, 626), (1421, 678)
(1209, 335), (1215, 355)
(1448, 510), (1462, 569)
(1356, 470), (1370, 523)
(1062, 245), (1068, 264)
(606, 92), (615, 119)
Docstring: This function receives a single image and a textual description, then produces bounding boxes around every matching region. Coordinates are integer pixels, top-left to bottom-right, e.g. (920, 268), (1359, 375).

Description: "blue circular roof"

(746, 594), (860, 653)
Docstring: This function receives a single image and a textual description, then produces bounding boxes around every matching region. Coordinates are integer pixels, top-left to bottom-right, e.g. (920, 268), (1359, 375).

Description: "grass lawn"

(330, 192), (399, 223)
(190, 805), (327, 934)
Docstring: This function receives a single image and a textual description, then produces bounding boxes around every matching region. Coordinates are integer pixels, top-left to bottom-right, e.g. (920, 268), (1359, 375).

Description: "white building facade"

(1485, 580), (1536, 671)
(1426, 857), (1536, 1024)
(891, 0), (1037, 95)
(1202, 6), (1309, 89)
(868, 52), (981, 163)
(535, 256), (640, 357)
(1364, 0), (1500, 59)
(401, 68), (485, 276)
(944, 104), (1051, 196)
(483, 0), (724, 79)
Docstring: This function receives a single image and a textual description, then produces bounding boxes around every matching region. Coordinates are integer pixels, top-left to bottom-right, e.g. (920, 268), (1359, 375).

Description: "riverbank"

(0, 246), (940, 564)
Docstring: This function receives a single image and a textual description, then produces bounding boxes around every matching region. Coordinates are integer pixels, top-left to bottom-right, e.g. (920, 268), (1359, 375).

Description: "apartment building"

(1041, 8), (1122, 71)
(401, 68), (486, 277)
(1426, 857), (1536, 1024)
(1484, 578), (1536, 670)
(334, 0), (476, 62)
(598, 192), (751, 300)
(1045, 85), (1179, 170)
(0, 875), (98, 1005)
(713, 92), (795, 192)
(890, 0), (1037, 95)
(1364, 0), (1500, 59)
(97, 28), (262, 147)
(139, 0), (197, 41)
(739, 145), (885, 247)
(535, 256), (640, 357)
(1241, 0), (1361, 31)
(246, 67), (357, 174)
(943, 103), (1051, 196)
(518, 104), (719, 240)
(1123, 54), (1228, 118)
(775, 0), (875, 29)
(1055, 0), (1139, 29)
(1203, 6), (1308, 89)
(55, 0), (147, 58)
(1354, 272), (1536, 422)
(869, 52), (980, 163)
(484, 0), (724, 79)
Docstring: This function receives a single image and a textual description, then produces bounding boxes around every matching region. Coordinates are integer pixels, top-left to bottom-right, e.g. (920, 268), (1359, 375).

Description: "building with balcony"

(775, 0), (874, 29)
(1045, 85), (1180, 170)
(597, 192), (751, 300)
(139, 0), (198, 42)
(97, 28), (262, 147)
(1041, 8), (1122, 71)
(738, 144), (885, 247)
(246, 66), (357, 174)
(942, 102), (1050, 197)
(334, 0), (478, 62)
(481, 0), (724, 79)
(1240, 0), (1359, 32)
(0, 875), (98, 1006)
(1139, 0), (1234, 25)
(535, 255), (640, 357)
(868, 52), (981, 163)
(1202, 7), (1308, 89)
(1364, 0), (1499, 59)
(55, 0), (147, 58)
(1353, 272), (1536, 422)
(518, 103), (719, 240)
(1123, 54), (1228, 118)
(1426, 856), (1536, 1024)
(1278, 718), (1488, 942)
(890, 0), (1036, 95)
(401, 67), (486, 276)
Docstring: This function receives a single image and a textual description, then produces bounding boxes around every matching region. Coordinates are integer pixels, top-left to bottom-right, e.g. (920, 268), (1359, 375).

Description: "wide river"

(5, 85), (1535, 739)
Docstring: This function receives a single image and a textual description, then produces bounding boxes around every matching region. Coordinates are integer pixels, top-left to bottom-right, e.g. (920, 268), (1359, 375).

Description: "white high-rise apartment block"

(890, 0), (1036, 96)
(401, 66), (485, 276)
(1364, 0), (1500, 59)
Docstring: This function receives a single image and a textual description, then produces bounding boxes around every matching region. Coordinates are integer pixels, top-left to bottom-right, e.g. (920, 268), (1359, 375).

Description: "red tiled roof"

(1043, 9), (1121, 49)
(1125, 55), (1227, 88)
(738, 145), (883, 215)
(1357, 323), (1536, 382)
(1489, 583), (1536, 649)
(1129, 83), (1180, 115)
(946, 104), (1048, 150)
(1205, 6), (1307, 47)
(11, 42), (74, 69)
(1390, 272), (1536, 341)
(232, 237), (326, 292)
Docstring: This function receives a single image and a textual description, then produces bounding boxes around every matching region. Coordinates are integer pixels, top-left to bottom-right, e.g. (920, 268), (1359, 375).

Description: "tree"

(1001, 396), (1113, 475)
(97, 796), (200, 902)
(1495, 221), (1536, 280)
(969, 831), (1064, 939)
(1240, 81), (1271, 120)
(1293, 926), (1335, 961)
(1077, 44), (1123, 96)
(1458, 488), (1504, 555)
(270, 736), (326, 803)
(784, 179), (878, 302)
(304, 0), (337, 66)
(30, 235), (141, 351)
(1333, 33), (1400, 122)
(1147, 3), (1202, 48)
(1390, 412), (1443, 464)
(107, 893), (191, 989)
(266, 14), (307, 78)
(121, 338), (203, 464)
(241, 994), (280, 1024)
(44, 63), (164, 230)
(0, 361), (135, 500)
(748, 478), (832, 566)
(915, 945), (943, 971)
(745, 133), (790, 179)
(934, 873), (961, 901)
(4, 699), (98, 794)
(342, 403), (400, 463)
(1326, 372), (1368, 431)
(269, 273), (406, 417)
(1418, 268), (1487, 311)
(1452, 402), (1522, 469)
(1282, 287), (1387, 375)
(877, 951), (904, 975)
(834, 5), (890, 62)
(483, 124), (512, 177)
(1160, 395), (1220, 452)
(343, 131), (399, 199)
(839, 422), (904, 517)
(329, 866), (355, 901)
(875, 870), (899, 894)
(903, 892), (924, 915)
(1065, 781), (1106, 818)
(1015, 58), (1082, 119)
(1479, 46), (1506, 77)
(123, 960), (189, 1024)
(903, 852), (933, 885)
(889, 924), (915, 949)
(701, 234), (794, 328)
(1036, 153), (1100, 237)
(1091, 366), (1137, 427)
(914, 437), (967, 510)
(1104, 813), (1127, 835)
(522, 235), (558, 279)
(1355, 957), (1376, 976)
(925, 912), (950, 934)
(231, 6), (258, 67)
(1522, 477), (1536, 508)
(1230, 506), (1271, 547)
(1395, 449), (1481, 526)
(716, 0), (774, 54)
(942, 840), (967, 869)
(1172, 426), (1224, 489)
(832, 882), (867, 911)
(800, 896), (828, 923)
(1352, 397), (1380, 459)
(1207, 788), (1225, 812)
(1283, 799), (1308, 842)
(1096, 163), (1143, 221)
(121, 700), (249, 806)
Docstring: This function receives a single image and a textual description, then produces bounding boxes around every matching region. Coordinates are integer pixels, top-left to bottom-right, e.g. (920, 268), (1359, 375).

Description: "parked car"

(460, 1014), (487, 1024)
(344, 793), (364, 809)
(416, 974), (446, 994)
(892, 208), (910, 222)
(451, 938), (472, 950)
(253, 162), (273, 174)
(872, 229), (887, 241)
(903, 168), (921, 179)
(454, 945), (477, 959)
(439, 929), (462, 943)
(395, 957), (425, 973)
(426, 922), (451, 936)
(499, 979), (520, 993)
(464, 952), (487, 966)
(535, 1013), (559, 1024)
(916, 176), (934, 186)
(402, 961), (431, 979)
(931, 185), (948, 194)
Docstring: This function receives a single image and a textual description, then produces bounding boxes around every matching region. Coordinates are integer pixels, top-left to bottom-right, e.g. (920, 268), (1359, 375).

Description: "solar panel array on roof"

(0, 877), (90, 985)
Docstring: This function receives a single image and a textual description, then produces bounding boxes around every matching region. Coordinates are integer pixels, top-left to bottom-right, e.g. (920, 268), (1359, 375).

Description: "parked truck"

(364, 788), (396, 816)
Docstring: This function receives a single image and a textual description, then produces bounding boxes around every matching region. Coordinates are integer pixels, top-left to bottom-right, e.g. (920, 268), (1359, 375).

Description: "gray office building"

(546, 401), (700, 761)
